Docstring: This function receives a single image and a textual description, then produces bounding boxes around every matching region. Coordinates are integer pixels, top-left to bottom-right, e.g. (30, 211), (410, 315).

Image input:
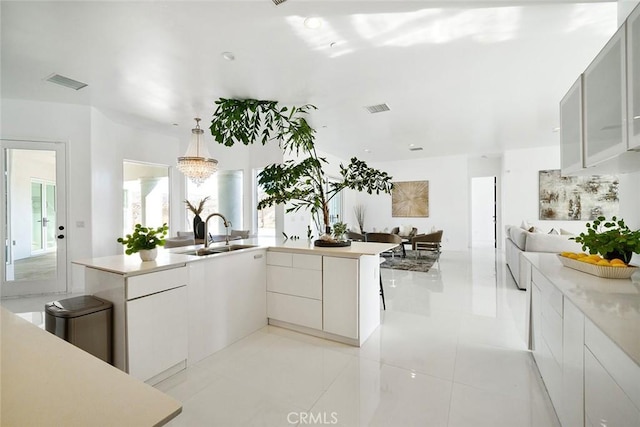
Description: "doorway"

(471, 176), (497, 248)
(1, 140), (67, 297)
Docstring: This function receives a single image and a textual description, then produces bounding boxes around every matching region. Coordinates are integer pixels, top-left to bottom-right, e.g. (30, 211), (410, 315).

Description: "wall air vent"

(409, 147), (424, 152)
(45, 74), (88, 90)
(365, 103), (390, 114)
(272, 0), (288, 5)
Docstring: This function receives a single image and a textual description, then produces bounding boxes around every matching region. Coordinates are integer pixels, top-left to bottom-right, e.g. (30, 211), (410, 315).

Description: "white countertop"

(73, 238), (398, 275)
(0, 307), (182, 426)
(524, 252), (640, 366)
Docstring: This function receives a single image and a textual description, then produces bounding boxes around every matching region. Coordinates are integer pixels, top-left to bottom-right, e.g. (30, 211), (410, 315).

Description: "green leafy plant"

(332, 221), (348, 240)
(571, 216), (640, 263)
(209, 98), (393, 234)
(117, 223), (169, 255)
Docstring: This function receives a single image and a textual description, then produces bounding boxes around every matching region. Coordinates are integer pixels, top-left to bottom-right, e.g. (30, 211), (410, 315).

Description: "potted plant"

(571, 216), (640, 264)
(209, 98), (393, 246)
(117, 223), (169, 261)
(185, 196), (209, 240)
(332, 221), (348, 241)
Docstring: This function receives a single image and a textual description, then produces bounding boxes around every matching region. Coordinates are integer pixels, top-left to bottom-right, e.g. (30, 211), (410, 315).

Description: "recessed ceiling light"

(304, 17), (322, 29)
(221, 51), (235, 61)
(364, 149), (371, 153)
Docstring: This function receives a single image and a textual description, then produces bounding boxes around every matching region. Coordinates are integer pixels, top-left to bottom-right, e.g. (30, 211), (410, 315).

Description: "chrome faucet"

(203, 213), (232, 247)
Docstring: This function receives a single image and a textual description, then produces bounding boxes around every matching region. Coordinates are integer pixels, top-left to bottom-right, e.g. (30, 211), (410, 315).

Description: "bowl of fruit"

(558, 252), (638, 279)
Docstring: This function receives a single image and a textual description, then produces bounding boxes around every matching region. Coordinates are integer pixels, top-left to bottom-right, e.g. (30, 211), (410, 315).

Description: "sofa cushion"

(525, 232), (582, 253)
(509, 227), (528, 250)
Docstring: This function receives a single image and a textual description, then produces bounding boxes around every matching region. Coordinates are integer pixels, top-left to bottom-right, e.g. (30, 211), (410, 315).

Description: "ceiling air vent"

(272, 0), (287, 5)
(409, 147), (424, 152)
(365, 103), (390, 114)
(45, 74), (88, 90)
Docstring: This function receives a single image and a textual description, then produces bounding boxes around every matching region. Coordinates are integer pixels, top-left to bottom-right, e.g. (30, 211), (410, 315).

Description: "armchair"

(411, 230), (443, 263)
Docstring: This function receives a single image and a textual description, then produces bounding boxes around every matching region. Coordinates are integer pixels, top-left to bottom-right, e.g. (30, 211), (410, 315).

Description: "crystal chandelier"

(177, 118), (219, 185)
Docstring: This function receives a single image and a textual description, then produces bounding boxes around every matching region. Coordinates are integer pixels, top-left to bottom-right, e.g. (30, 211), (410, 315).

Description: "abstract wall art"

(392, 180), (429, 217)
(538, 170), (618, 220)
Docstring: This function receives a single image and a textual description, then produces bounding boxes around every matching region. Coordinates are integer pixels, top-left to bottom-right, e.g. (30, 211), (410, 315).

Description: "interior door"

(1, 140), (67, 297)
(471, 176), (497, 248)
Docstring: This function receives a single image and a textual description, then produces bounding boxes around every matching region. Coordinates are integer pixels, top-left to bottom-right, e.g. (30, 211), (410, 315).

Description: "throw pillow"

(560, 228), (574, 236)
(398, 225), (412, 237)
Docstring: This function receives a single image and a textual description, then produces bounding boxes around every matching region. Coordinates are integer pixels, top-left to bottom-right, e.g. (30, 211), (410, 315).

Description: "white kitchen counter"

(74, 238), (398, 274)
(524, 252), (640, 366)
(0, 307), (182, 426)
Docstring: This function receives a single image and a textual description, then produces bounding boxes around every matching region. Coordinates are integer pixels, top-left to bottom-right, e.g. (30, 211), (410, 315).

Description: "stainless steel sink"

(178, 244), (257, 256)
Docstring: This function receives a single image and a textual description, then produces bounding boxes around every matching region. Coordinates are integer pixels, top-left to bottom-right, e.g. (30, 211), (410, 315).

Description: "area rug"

(380, 250), (438, 272)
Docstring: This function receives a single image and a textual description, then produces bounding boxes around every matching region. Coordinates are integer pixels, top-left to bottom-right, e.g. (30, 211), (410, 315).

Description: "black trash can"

(45, 295), (113, 365)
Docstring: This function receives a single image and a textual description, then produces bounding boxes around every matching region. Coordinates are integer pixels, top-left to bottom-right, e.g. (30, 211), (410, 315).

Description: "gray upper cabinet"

(627, 6), (640, 151)
(584, 25), (627, 167)
(560, 76), (584, 174)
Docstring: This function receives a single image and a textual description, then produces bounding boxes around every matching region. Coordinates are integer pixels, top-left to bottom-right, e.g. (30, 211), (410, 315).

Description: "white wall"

(358, 155), (469, 251)
(90, 108), (182, 258)
(619, 0), (640, 24)
(502, 146), (589, 235)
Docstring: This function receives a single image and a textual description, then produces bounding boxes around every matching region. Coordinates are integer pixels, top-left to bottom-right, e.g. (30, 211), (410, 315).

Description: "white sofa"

(505, 225), (583, 290)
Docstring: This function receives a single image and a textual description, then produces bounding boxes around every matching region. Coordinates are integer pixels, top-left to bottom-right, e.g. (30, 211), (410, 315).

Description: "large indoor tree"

(209, 98), (393, 239)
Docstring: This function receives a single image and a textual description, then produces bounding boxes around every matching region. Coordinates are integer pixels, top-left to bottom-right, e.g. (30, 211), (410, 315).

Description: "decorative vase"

(139, 248), (157, 262)
(193, 214), (205, 240)
(603, 249), (633, 264)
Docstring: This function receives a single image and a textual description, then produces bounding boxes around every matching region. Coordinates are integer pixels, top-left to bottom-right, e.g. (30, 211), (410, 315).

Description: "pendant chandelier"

(177, 117), (218, 186)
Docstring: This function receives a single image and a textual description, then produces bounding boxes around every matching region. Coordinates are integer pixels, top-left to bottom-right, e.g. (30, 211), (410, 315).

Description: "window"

(123, 161), (170, 235)
(255, 169), (275, 236)
(186, 170), (243, 235)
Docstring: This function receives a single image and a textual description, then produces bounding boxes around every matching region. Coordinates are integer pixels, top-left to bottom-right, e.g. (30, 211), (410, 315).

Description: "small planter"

(139, 248), (158, 262)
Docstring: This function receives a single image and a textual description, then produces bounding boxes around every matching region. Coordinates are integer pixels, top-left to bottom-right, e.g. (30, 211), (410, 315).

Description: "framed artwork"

(538, 170), (618, 220)
(392, 181), (429, 217)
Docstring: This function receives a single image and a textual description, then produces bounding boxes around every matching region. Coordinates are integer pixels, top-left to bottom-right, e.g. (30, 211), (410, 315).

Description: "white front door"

(1, 139), (67, 297)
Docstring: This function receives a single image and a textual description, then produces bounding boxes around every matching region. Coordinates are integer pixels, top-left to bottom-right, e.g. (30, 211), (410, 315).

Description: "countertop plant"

(572, 216), (640, 263)
(117, 223), (169, 255)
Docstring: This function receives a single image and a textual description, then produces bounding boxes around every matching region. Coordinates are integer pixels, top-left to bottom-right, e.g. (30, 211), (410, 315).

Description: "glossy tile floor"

(1, 249), (561, 427)
(157, 249), (560, 427)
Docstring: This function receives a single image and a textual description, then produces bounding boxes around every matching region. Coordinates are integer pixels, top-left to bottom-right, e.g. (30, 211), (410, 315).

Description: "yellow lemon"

(583, 258), (598, 264)
(610, 259), (626, 266)
(588, 254), (602, 259)
(597, 259), (611, 266)
(560, 252), (573, 257)
(610, 264), (626, 268)
(567, 254), (579, 259)
(576, 253), (589, 258)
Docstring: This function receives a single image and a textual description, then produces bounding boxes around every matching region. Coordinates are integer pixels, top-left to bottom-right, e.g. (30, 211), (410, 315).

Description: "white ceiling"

(1, 1), (619, 162)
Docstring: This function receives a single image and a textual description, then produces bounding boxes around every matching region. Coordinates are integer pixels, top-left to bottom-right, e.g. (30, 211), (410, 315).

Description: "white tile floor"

(1, 249), (561, 427)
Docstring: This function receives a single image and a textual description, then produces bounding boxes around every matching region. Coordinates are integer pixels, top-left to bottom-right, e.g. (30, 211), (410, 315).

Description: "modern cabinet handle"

(254, 254), (263, 259)
(57, 234), (65, 239)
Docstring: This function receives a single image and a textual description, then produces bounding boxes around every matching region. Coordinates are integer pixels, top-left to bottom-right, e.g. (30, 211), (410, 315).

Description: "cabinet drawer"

(532, 269), (563, 317)
(585, 347), (640, 426)
(267, 292), (322, 330)
(127, 266), (188, 300)
(585, 319), (640, 410)
(267, 251), (292, 267)
(292, 254), (322, 271)
(267, 266), (322, 300)
(541, 299), (563, 365)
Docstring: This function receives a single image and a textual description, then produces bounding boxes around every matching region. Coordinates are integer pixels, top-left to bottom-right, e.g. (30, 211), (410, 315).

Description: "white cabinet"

(627, 4), (640, 150)
(188, 249), (267, 365)
(584, 348), (640, 427)
(127, 285), (187, 383)
(266, 252), (323, 330)
(125, 266), (189, 384)
(531, 269), (564, 420)
(561, 298), (584, 427)
(322, 256), (358, 339)
(560, 76), (584, 174)
(584, 25), (627, 167)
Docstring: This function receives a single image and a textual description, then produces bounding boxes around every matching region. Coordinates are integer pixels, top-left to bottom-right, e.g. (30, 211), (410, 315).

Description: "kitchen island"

(0, 307), (181, 426)
(73, 238), (396, 383)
